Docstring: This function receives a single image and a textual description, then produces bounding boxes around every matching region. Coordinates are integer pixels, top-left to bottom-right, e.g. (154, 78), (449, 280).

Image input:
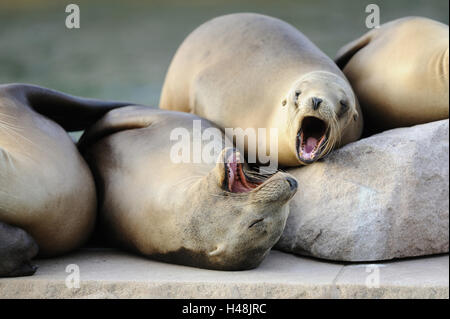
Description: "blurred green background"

(0, 0), (448, 106)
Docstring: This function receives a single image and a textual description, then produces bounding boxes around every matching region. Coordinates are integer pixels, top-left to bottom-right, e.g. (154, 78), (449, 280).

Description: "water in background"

(0, 0), (448, 106)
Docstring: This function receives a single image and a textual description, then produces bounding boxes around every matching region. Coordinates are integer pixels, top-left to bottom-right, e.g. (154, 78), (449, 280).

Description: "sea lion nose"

(286, 177), (298, 191)
(311, 97), (323, 110)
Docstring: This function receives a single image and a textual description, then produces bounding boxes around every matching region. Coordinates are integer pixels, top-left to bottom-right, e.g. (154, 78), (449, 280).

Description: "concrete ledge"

(0, 249), (448, 299)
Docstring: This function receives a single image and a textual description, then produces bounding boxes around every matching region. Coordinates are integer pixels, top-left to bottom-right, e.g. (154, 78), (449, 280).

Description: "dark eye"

(338, 100), (349, 117)
(293, 90), (302, 107)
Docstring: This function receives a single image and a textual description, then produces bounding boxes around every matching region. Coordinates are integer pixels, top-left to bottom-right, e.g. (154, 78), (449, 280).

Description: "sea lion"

(0, 84), (132, 277)
(78, 106), (298, 270)
(335, 17), (449, 134)
(160, 13), (362, 167)
(0, 222), (38, 277)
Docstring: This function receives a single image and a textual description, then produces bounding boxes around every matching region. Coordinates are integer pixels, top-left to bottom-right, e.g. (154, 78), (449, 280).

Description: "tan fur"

(79, 106), (297, 270)
(0, 87), (96, 256)
(160, 13), (363, 166)
(336, 17), (449, 132)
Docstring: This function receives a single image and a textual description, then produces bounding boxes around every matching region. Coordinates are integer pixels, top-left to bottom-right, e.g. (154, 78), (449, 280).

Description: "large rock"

(276, 120), (449, 261)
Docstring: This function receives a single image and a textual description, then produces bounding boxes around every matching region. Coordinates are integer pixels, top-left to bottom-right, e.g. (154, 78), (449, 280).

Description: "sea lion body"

(160, 13), (362, 166)
(336, 17), (449, 133)
(0, 84), (131, 276)
(79, 106), (297, 270)
(0, 222), (38, 277)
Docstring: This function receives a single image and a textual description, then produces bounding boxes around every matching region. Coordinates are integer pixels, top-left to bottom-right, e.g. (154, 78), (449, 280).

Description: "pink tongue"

(305, 137), (318, 153)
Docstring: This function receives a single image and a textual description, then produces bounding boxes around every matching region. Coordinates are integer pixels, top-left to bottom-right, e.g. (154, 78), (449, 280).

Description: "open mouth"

(224, 154), (264, 193)
(296, 116), (328, 163)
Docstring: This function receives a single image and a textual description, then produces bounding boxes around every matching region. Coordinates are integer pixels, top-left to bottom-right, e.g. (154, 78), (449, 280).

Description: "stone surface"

(0, 249), (447, 299)
(277, 119), (449, 261)
(335, 254), (449, 298)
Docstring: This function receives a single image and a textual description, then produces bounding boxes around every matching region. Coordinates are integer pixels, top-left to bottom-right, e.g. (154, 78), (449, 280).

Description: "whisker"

(169, 175), (204, 189)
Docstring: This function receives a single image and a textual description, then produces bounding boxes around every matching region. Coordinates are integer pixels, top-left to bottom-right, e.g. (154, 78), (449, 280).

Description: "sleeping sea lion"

(0, 84), (131, 277)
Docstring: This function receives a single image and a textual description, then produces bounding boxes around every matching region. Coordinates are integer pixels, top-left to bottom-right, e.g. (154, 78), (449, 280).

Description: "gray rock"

(276, 120), (449, 261)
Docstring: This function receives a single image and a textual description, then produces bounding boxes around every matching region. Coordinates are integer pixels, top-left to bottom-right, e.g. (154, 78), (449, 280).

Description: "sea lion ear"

(353, 111), (359, 122)
(208, 243), (226, 257)
(212, 147), (242, 188)
(281, 99), (287, 106)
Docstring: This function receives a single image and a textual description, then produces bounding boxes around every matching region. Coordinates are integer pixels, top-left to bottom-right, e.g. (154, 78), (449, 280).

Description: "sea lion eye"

(293, 90), (301, 107)
(338, 100), (348, 117)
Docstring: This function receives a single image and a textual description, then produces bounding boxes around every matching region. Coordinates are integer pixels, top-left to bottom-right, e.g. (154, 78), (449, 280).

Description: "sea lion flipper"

(335, 30), (375, 69)
(78, 106), (159, 150)
(0, 83), (135, 131)
(5, 261), (38, 277)
(0, 222), (39, 277)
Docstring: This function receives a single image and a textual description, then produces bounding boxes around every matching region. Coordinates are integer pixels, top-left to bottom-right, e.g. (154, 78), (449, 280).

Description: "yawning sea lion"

(79, 106), (298, 270)
(160, 13), (363, 166)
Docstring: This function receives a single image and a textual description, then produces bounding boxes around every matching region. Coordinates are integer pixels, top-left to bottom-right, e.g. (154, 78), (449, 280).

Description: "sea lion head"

(281, 71), (359, 165)
(181, 148), (297, 270)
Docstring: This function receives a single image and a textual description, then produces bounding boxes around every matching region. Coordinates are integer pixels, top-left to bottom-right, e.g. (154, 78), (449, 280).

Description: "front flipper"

(77, 105), (164, 151)
(0, 83), (138, 131)
(0, 222), (39, 277)
(335, 29), (376, 69)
